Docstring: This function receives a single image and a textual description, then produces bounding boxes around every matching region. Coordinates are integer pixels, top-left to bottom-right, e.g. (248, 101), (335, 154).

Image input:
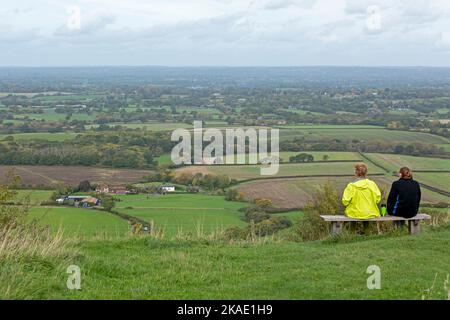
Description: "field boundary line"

(419, 183), (450, 197)
(182, 160), (364, 167)
(358, 152), (391, 173)
(14, 166), (59, 184)
(234, 173), (386, 185)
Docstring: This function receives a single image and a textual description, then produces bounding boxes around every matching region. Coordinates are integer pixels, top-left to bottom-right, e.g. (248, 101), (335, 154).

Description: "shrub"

(225, 189), (244, 201)
(253, 216), (293, 236)
(244, 210), (270, 223)
(292, 182), (342, 241)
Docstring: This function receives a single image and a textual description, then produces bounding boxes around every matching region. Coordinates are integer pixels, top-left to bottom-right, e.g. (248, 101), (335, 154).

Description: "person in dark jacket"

(387, 167), (421, 218)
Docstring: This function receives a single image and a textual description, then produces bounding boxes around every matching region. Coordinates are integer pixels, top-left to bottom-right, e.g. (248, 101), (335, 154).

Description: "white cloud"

(1, 0), (450, 66)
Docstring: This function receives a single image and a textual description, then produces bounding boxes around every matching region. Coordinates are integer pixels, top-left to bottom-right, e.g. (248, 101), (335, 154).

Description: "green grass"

(364, 153), (450, 172)
(414, 172), (450, 193)
(158, 151), (361, 165)
(0, 132), (77, 141)
(3, 226), (449, 299)
(197, 162), (385, 181)
(12, 107), (94, 122)
(276, 124), (383, 129)
(13, 189), (53, 204)
(86, 122), (191, 131)
(278, 127), (449, 144)
(27, 206), (129, 237)
(437, 144), (450, 153)
(115, 194), (247, 236)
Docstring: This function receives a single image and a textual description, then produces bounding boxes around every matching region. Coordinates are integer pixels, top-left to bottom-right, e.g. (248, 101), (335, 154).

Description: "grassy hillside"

(2, 226), (449, 299)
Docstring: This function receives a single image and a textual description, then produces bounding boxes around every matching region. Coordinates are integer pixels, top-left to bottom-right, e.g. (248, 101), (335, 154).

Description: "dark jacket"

(387, 178), (421, 218)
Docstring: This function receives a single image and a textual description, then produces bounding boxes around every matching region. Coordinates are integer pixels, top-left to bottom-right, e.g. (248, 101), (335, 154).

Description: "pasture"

(85, 122), (191, 131)
(115, 194), (247, 236)
(413, 172), (450, 193)
(157, 151), (362, 166)
(13, 189), (53, 204)
(363, 153), (450, 172)
(27, 206), (129, 237)
(278, 126), (449, 144)
(176, 161), (386, 181)
(0, 132), (77, 141)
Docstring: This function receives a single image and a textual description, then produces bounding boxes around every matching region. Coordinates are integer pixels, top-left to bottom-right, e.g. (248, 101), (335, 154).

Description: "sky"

(1, 0), (450, 67)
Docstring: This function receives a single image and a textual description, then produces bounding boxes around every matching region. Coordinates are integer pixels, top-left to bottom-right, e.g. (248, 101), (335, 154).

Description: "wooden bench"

(320, 214), (431, 236)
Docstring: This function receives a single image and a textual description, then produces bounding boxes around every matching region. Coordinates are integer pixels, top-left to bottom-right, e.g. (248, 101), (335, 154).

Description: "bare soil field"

(0, 165), (152, 187)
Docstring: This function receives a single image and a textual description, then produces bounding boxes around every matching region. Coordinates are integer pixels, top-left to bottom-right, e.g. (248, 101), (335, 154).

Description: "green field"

(27, 206), (129, 236)
(184, 162), (386, 181)
(364, 153), (450, 172)
(115, 194), (246, 236)
(85, 122), (191, 131)
(413, 172), (450, 193)
(14, 108), (93, 121)
(278, 127), (449, 144)
(13, 189), (53, 204)
(157, 151), (362, 166)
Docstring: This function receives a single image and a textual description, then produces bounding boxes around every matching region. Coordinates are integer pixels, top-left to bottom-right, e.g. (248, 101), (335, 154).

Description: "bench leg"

(408, 220), (421, 235)
(330, 222), (343, 236)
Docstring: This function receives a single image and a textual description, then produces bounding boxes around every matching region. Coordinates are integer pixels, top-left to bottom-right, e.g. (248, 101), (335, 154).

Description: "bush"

(253, 217), (293, 236)
(225, 189), (244, 201)
(244, 210), (270, 223)
(292, 182), (342, 241)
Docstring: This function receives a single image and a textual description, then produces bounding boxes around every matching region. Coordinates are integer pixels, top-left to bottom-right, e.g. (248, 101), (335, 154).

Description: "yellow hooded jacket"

(342, 178), (381, 219)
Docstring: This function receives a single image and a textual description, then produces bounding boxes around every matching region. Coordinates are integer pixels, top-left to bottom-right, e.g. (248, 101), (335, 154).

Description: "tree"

(100, 196), (115, 212)
(78, 180), (92, 192)
(322, 154), (330, 161)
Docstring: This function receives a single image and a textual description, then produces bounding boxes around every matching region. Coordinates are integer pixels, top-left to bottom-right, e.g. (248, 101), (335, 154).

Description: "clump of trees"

(0, 130), (172, 168)
(289, 153), (314, 163)
(143, 170), (237, 191)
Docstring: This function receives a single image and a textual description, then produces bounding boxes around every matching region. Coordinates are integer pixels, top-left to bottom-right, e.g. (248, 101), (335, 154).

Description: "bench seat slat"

(320, 214), (431, 222)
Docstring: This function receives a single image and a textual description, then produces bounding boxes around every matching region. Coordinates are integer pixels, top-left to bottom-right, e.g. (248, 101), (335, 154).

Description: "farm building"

(56, 195), (100, 207)
(158, 185), (176, 193)
(80, 196), (100, 208)
(95, 184), (110, 194)
(111, 186), (128, 195)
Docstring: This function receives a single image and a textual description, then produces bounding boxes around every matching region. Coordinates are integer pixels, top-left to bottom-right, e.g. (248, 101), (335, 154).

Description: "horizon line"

(1, 65), (450, 69)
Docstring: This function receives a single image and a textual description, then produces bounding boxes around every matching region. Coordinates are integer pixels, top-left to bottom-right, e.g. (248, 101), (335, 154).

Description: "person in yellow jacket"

(342, 163), (381, 219)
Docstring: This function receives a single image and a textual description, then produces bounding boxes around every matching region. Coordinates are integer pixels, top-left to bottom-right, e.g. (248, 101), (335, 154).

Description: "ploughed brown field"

(236, 176), (450, 209)
(0, 165), (152, 187)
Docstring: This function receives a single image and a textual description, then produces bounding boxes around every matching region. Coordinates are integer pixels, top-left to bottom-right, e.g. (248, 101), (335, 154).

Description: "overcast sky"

(1, 0), (450, 67)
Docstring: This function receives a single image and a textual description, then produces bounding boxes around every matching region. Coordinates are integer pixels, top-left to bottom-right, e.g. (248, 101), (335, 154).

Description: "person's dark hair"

(399, 167), (413, 180)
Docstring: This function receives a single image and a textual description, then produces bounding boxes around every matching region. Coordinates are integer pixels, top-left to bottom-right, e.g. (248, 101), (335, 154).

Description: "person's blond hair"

(355, 163), (368, 178)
